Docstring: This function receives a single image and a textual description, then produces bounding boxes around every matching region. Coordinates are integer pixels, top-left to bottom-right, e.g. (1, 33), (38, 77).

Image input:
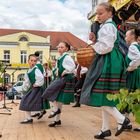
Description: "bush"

(107, 89), (140, 124)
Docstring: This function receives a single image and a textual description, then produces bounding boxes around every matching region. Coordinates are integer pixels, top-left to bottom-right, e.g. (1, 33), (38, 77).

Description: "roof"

(0, 28), (87, 50)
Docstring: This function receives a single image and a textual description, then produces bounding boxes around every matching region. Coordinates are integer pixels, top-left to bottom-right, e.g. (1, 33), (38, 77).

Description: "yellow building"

(0, 31), (50, 83)
(0, 29), (87, 84)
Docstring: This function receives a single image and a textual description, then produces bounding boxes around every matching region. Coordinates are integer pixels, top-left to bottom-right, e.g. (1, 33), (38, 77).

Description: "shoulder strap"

(133, 44), (140, 52)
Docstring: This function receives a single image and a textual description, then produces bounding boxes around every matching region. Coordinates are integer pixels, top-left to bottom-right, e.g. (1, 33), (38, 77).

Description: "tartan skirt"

(56, 76), (75, 104)
(80, 47), (126, 107)
(126, 67), (140, 91)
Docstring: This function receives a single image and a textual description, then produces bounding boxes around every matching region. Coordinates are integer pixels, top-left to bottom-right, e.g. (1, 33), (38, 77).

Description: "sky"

(0, 0), (92, 42)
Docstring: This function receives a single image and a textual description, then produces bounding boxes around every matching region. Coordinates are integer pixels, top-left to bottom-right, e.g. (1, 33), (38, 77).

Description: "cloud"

(0, 0), (91, 41)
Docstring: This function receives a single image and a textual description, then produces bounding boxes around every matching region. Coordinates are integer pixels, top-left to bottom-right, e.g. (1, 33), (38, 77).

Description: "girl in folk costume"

(125, 29), (140, 91)
(48, 41), (76, 127)
(125, 29), (140, 132)
(14, 54), (44, 124)
(31, 52), (50, 120)
(51, 59), (57, 81)
(43, 62), (52, 86)
(80, 2), (130, 139)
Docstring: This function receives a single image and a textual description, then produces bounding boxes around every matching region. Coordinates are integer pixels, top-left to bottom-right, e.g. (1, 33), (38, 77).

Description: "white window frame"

(3, 50), (10, 63)
(20, 50), (27, 64)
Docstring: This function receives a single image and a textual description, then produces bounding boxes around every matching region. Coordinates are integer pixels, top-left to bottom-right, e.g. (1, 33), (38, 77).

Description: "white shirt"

(74, 65), (88, 76)
(45, 69), (52, 77)
(93, 18), (117, 55)
(128, 42), (140, 68)
(81, 66), (88, 75)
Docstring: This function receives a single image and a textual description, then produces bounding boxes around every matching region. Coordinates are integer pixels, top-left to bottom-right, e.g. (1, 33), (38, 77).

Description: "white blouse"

(128, 42), (140, 68)
(92, 18), (117, 55)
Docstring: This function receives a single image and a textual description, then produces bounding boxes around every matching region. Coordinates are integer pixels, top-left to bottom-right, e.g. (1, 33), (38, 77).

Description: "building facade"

(0, 31), (50, 84)
(0, 29), (87, 84)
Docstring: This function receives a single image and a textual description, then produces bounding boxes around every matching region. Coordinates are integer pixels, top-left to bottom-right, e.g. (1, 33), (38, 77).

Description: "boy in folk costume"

(80, 2), (130, 139)
(44, 41), (76, 127)
(73, 64), (88, 107)
(125, 29), (140, 131)
(14, 54), (44, 124)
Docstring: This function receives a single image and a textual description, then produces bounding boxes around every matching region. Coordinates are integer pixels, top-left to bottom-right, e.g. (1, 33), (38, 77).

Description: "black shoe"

(31, 113), (40, 117)
(48, 109), (61, 118)
(115, 117), (130, 136)
(0, 133), (2, 137)
(38, 110), (46, 120)
(94, 130), (111, 139)
(72, 103), (81, 107)
(124, 123), (132, 130)
(48, 120), (61, 127)
(133, 128), (140, 131)
(20, 119), (33, 124)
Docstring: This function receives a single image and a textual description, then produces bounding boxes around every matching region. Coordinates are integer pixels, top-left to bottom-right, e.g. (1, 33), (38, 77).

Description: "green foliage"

(107, 89), (140, 124)
(0, 63), (4, 72)
(47, 60), (52, 70)
(0, 62), (4, 84)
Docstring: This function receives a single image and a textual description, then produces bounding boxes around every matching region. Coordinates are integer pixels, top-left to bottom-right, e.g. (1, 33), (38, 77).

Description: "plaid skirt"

(19, 87), (43, 111)
(80, 47), (126, 107)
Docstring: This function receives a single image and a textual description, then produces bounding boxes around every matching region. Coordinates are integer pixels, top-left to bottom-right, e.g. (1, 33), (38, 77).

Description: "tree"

(0, 63), (4, 83)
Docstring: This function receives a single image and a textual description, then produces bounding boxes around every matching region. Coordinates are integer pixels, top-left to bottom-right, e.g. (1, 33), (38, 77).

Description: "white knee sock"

(54, 102), (62, 122)
(103, 106), (125, 124)
(52, 101), (59, 112)
(101, 108), (110, 131)
(25, 111), (31, 120)
(58, 102), (62, 110)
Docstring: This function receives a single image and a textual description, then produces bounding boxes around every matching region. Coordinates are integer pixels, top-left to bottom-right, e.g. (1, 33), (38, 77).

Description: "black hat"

(34, 51), (40, 57)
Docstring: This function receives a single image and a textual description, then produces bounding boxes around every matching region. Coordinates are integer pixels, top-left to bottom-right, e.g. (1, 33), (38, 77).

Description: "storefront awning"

(110, 0), (132, 11)
(88, 0), (140, 22)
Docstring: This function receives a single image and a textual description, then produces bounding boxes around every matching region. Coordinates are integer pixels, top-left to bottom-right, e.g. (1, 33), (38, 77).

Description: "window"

(17, 74), (25, 81)
(4, 73), (10, 84)
(20, 51), (27, 64)
(19, 36), (28, 41)
(51, 55), (56, 60)
(3, 50), (10, 63)
(37, 51), (43, 64)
